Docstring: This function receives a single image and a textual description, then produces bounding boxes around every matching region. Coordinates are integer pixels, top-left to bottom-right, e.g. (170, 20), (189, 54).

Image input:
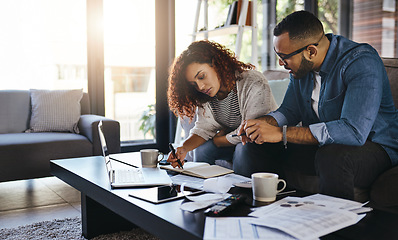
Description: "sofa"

(0, 89), (120, 182)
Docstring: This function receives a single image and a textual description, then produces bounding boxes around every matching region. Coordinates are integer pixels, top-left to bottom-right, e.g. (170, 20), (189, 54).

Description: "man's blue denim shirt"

(269, 33), (398, 165)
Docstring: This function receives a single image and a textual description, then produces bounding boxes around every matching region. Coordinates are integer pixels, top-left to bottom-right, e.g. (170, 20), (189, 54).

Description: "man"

(233, 11), (398, 201)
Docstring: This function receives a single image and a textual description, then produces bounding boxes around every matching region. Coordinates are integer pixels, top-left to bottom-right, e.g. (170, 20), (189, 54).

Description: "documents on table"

(171, 174), (205, 190)
(301, 193), (365, 210)
(180, 193), (230, 212)
(250, 200), (357, 239)
(204, 194), (369, 240)
(171, 173), (250, 191)
(202, 173), (250, 193)
(176, 173), (251, 212)
(204, 217), (300, 240)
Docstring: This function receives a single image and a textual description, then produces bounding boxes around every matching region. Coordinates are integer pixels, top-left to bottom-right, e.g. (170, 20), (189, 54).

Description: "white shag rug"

(0, 217), (160, 240)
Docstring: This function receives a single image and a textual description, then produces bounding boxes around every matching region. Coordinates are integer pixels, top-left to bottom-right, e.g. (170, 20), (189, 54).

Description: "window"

(103, 0), (156, 142)
(318, 0), (338, 34)
(352, 0), (398, 57)
(276, 0), (304, 23)
(0, 0), (87, 91)
(274, 0), (305, 68)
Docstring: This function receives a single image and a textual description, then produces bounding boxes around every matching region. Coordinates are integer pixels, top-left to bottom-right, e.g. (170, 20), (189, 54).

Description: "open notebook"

(160, 162), (233, 179)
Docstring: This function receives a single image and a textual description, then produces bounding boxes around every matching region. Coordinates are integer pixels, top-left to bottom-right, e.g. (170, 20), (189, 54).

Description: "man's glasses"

(274, 35), (323, 65)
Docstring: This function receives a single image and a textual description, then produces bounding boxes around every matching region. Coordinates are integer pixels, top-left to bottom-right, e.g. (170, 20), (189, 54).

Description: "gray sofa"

(0, 90), (120, 182)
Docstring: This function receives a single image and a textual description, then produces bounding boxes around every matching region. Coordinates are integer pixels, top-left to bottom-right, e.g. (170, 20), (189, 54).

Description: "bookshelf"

(194, 25), (253, 38)
(191, 0), (258, 65)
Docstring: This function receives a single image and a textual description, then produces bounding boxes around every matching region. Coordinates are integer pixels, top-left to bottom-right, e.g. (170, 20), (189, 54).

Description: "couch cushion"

(268, 78), (290, 106)
(0, 132), (89, 145)
(0, 90), (30, 133)
(0, 132), (93, 182)
(26, 89), (83, 133)
(382, 58), (398, 108)
(263, 69), (290, 80)
(264, 69), (290, 107)
(370, 166), (398, 207)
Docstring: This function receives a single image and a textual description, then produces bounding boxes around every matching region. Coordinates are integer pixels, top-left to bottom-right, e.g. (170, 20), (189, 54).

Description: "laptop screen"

(98, 121), (113, 181)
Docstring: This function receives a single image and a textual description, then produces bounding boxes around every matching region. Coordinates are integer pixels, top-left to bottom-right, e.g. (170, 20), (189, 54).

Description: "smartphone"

(158, 159), (170, 165)
(129, 185), (203, 204)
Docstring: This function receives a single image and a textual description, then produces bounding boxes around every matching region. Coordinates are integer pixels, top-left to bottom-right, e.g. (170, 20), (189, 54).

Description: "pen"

(230, 133), (246, 137)
(168, 143), (184, 169)
(276, 190), (296, 196)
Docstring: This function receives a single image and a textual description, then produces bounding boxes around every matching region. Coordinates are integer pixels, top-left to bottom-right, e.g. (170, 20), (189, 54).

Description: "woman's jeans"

(193, 140), (235, 165)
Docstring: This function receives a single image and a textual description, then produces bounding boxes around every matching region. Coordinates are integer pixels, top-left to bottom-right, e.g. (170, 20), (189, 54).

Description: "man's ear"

(307, 45), (318, 59)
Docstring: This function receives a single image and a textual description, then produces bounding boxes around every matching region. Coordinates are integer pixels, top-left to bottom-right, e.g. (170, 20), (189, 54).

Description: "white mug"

(140, 149), (164, 168)
(251, 172), (286, 202)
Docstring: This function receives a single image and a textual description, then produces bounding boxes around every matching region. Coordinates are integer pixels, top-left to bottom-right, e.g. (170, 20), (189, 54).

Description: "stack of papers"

(204, 194), (370, 240)
(171, 173), (250, 191)
(176, 174), (251, 212)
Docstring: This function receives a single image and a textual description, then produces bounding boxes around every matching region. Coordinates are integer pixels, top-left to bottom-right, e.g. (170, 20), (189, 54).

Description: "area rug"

(0, 217), (160, 240)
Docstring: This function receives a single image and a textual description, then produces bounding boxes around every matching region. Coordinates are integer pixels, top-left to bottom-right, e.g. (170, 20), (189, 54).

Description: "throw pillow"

(26, 89), (83, 133)
(268, 78), (290, 106)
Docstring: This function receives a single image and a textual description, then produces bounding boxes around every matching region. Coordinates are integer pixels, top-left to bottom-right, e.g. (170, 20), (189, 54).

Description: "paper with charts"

(204, 194), (368, 240)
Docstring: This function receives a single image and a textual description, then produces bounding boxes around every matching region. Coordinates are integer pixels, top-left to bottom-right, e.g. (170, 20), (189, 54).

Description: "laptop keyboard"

(115, 169), (145, 183)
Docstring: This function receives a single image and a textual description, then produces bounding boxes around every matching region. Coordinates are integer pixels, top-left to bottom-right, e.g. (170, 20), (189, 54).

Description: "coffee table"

(50, 152), (398, 240)
(51, 152), (207, 239)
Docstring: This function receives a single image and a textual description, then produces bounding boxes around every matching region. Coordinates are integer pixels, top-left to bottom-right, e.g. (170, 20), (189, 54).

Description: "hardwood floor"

(0, 176), (81, 229)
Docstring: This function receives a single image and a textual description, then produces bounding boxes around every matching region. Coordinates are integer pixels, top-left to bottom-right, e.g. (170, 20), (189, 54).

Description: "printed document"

(249, 195), (365, 240)
(204, 217), (303, 240)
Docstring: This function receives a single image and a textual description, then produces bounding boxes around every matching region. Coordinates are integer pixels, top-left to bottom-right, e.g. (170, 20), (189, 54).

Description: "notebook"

(160, 162), (234, 179)
(98, 121), (172, 188)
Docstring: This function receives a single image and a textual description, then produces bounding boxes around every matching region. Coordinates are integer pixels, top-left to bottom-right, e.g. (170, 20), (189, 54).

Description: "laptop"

(98, 121), (172, 188)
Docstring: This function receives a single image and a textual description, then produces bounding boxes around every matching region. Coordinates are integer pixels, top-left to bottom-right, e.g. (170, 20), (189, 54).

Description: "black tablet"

(128, 185), (203, 204)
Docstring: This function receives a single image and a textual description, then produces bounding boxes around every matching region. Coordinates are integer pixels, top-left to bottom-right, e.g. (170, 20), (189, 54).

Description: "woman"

(167, 40), (277, 169)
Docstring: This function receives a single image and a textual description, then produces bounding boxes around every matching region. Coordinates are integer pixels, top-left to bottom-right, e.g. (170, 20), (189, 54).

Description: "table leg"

(81, 193), (137, 239)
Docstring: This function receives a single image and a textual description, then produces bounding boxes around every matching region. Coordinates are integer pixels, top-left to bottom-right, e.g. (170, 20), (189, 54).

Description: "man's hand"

(243, 119), (282, 144)
(237, 116), (280, 145)
(238, 117), (319, 146)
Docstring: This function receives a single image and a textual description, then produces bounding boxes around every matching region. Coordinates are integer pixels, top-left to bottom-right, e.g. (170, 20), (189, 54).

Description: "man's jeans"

(232, 141), (392, 200)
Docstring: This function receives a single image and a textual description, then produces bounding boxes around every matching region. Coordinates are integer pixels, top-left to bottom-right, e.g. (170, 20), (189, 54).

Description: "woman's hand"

(237, 120), (252, 145)
(214, 128), (226, 137)
(213, 129), (234, 147)
(166, 146), (187, 168)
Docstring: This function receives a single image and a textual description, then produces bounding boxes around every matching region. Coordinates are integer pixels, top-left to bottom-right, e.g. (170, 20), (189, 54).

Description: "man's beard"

(293, 55), (314, 79)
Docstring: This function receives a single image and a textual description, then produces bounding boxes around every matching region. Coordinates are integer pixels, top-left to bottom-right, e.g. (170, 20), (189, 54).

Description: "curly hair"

(167, 40), (254, 120)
